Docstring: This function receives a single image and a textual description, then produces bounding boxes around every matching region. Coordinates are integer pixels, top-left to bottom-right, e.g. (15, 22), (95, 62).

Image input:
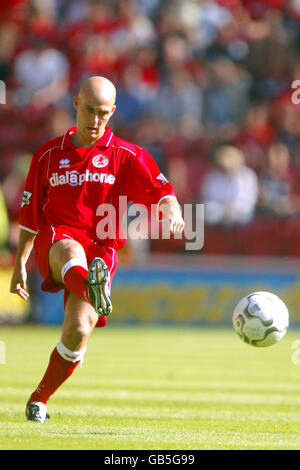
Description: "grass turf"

(0, 325), (300, 450)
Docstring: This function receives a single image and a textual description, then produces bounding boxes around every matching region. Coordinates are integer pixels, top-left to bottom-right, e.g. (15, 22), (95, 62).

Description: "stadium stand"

(1, 0), (300, 258)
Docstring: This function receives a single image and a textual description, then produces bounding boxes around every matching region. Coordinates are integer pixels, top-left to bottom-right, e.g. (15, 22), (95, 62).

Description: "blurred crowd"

(1, 0), (300, 259)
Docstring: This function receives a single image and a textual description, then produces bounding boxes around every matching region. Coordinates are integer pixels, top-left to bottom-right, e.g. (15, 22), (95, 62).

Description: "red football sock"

(29, 347), (80, 404)
(62, 264), (89, 302)
(95, 316), (107, 328)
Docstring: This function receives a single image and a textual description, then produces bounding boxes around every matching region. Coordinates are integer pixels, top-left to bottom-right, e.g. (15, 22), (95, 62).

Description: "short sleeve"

(125, 147), (176, 212)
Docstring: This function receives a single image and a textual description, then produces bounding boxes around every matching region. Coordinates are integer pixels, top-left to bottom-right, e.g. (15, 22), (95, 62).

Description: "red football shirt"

(19, 126), (176, 249)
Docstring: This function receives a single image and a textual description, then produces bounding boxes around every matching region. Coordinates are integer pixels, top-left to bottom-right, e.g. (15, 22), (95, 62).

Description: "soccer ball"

(232, 291), (289, 347)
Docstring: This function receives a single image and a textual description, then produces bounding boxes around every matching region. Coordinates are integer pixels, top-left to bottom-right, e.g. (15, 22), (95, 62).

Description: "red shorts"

(34, 224), (118, 294)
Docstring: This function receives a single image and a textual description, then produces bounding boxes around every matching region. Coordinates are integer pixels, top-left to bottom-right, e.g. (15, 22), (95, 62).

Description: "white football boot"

(25, 401), (50, 422)
(86, 257), (112, 316)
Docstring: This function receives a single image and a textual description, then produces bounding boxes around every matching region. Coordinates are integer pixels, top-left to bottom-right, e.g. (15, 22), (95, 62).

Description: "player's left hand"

(10, 264), (30, 301)
(159, 197), (185, 236)
(169, 207), (185, 235)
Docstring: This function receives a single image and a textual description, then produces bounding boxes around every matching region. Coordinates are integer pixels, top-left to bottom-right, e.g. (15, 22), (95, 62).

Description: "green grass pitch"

(0, 325), (300, 450)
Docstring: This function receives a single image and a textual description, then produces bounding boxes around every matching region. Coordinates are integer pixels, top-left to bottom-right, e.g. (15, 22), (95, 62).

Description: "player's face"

(74, 96), (116, 144)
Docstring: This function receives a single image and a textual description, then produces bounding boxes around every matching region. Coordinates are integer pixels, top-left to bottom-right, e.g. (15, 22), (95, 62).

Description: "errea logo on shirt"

(59, 158), (70, 169)
(49, 170), (115, 187)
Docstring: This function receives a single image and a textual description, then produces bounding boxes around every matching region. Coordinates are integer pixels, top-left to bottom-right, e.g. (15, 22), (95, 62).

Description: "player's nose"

(90, 113), (99, 126)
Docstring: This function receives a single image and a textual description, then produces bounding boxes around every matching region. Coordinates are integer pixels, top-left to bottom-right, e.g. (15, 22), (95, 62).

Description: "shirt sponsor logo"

(92, 154), (109, 168)
(59, 158), (70, 169)
(21, 190), (32, 207)
(49, 170), (115, 187)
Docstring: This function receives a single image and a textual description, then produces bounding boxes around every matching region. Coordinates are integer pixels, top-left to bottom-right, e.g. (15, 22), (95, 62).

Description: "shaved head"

(78, 76), (116, 108)
(72, 76), (117, 147)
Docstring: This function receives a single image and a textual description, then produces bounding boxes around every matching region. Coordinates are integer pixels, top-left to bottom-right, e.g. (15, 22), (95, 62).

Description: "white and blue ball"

(232, 291), (289, 347)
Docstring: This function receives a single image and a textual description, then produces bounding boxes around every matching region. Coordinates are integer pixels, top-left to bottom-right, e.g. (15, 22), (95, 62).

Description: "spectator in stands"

(201, 145), (258, 226)
(202, 57), (252, 139)
(13, 36), (69, 108)
(153, 68), (202, 125)
(115, 64), (150, 126)
(257, 142), (300, 218)
(234, 102), (276, 170)
(0, 21), (21, 83)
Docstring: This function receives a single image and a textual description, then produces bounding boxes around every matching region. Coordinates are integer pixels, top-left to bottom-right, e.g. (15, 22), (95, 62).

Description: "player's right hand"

(10, 265), (29, 300)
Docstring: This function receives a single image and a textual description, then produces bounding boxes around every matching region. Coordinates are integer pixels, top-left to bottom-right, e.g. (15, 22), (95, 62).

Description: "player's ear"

(73, 96), (79, 111)
(110, 105), (116, 117)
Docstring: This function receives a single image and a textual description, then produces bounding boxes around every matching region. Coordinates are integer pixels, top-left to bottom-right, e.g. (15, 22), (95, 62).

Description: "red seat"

(238, 217), (282, 256)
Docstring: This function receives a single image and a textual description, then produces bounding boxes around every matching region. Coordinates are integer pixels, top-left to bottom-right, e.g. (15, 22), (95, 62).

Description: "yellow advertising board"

(6, 262), (300, 326)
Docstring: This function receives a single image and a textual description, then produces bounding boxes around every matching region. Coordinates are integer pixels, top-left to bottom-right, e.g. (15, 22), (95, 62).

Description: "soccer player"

(10, 76), (185, 422)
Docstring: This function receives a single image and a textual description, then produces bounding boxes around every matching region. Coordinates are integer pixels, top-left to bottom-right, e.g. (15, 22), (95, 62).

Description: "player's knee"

(49, 239), (87, 279)
(77, 322), (93, 340)
(64, 322), (92, 350)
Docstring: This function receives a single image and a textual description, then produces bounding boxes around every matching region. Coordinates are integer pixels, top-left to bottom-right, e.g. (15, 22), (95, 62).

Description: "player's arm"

(10, 145), (46, 300)
(124, 147), (185, 236)
(10, 228), (36, 300)
(158, 196), (185, 235)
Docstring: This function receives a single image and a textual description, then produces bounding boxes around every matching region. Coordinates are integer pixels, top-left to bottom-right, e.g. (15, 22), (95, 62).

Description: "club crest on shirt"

(92, 154), (109, 168)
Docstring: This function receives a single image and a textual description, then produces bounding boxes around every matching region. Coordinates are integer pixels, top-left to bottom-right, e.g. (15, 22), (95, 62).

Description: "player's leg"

(49, 238), (112, 316)
(26, 293), (98, 421)
(48, 238), (90, 302)
(26, 234), (114, 421)
(61, 292), (99, 350)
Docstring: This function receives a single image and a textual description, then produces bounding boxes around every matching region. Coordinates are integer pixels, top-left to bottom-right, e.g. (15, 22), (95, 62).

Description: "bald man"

(10, 76), (184, 422)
